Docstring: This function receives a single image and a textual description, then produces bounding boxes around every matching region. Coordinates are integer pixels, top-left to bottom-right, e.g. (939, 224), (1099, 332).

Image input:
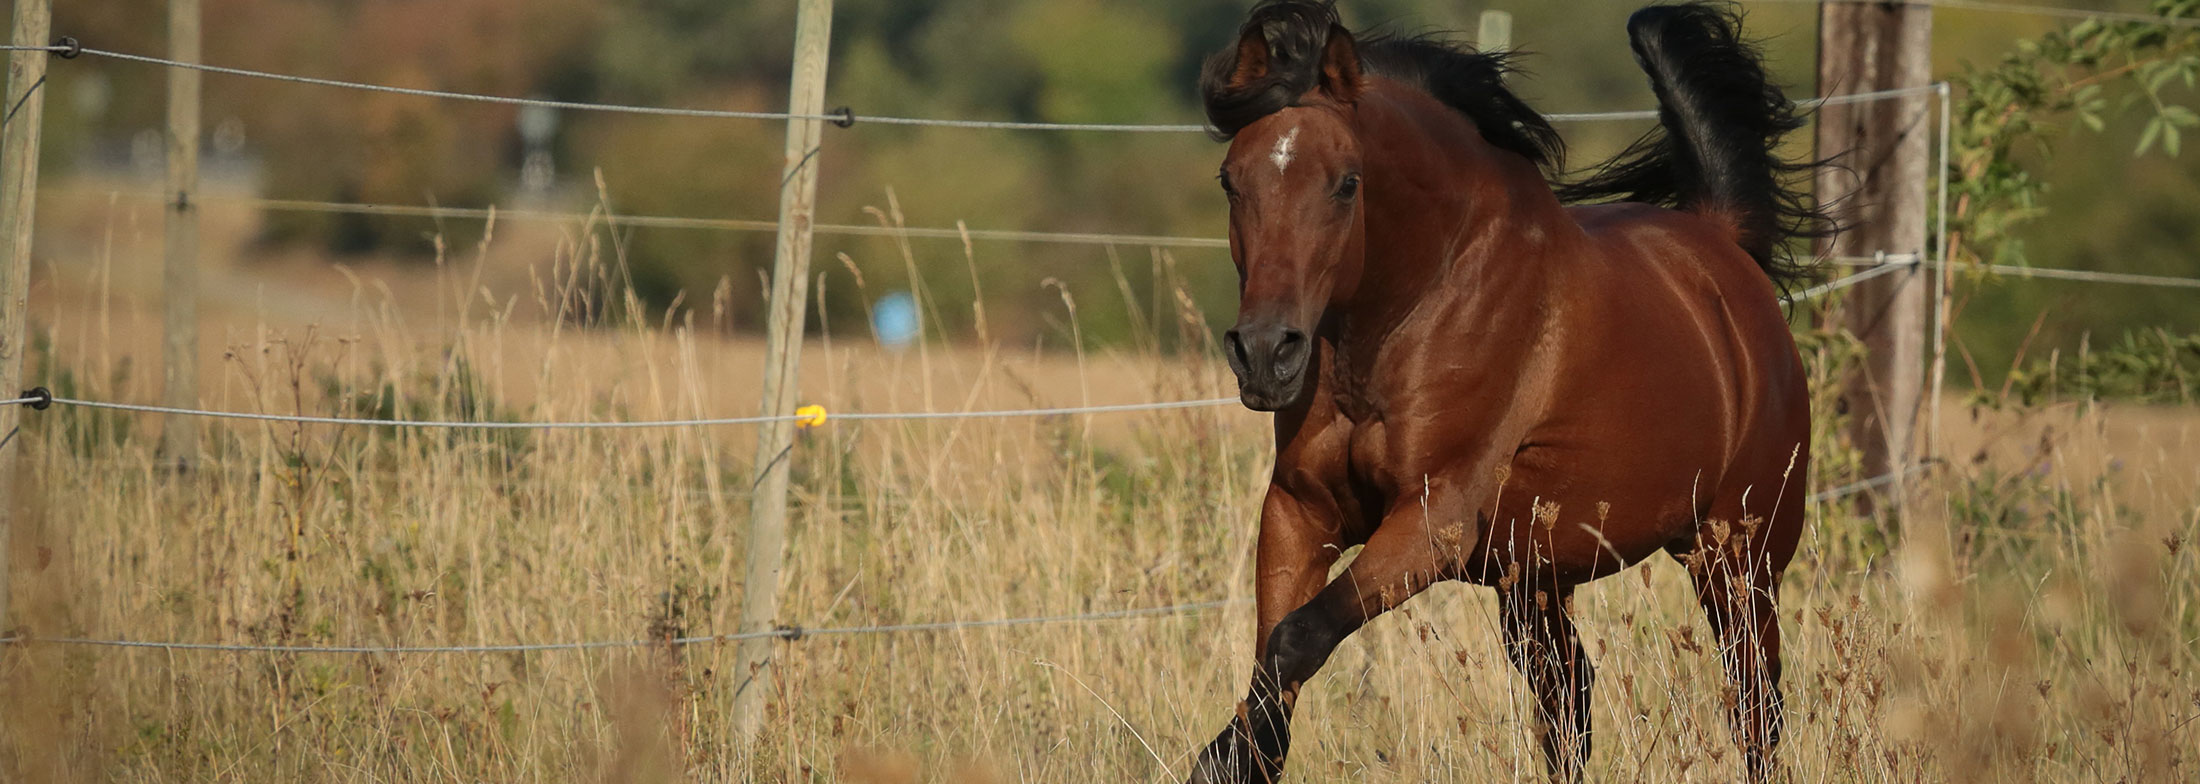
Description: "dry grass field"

(2, 195), (2196, 782)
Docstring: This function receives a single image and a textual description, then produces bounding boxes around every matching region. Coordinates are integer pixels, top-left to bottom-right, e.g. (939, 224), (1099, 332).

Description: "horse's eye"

(1218, 171), (1237, 198)
(1335, 173), (1362, 201)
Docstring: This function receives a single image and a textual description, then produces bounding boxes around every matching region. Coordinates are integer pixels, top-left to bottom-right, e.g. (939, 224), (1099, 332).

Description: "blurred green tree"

(26, 0), (2200, 357)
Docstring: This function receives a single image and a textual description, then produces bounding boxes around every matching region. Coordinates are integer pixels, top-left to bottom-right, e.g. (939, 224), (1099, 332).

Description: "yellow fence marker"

(795, 404), (828, 429)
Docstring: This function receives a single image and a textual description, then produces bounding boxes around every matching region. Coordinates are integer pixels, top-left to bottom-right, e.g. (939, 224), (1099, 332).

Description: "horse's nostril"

(1224, 329), (1251, 370)
(1274, 328), (1309, 366)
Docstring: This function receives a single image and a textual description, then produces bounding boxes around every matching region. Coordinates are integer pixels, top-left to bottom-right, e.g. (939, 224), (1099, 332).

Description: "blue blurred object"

(872, 291), (920, 350)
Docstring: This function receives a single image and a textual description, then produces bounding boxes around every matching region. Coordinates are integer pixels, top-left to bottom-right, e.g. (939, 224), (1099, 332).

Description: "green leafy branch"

(1992, 328), (2200, 406)
(1945, 0), (2200, 270)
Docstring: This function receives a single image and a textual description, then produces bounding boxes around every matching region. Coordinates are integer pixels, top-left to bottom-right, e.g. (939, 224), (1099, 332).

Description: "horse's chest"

(1344, 420), (1390, 487)
(1322, 418), (1401, 516)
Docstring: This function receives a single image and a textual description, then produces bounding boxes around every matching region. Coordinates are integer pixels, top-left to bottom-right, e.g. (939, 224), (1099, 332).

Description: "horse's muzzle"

(1224, 322), (1311, 411)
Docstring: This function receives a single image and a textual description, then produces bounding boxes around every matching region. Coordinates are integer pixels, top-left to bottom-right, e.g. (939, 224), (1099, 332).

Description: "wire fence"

(34, 394), (1240, 429)
(0, 598), (1244, 654)
(1806, 461), (1934, 503)
(63, 190), (1237, 250)
(53, 191), (2200, 290)
(5, 0), (2193, 661)
(1799, 253), (2200, 302)
(1819, 255), (2200, 290)
(62, 184), (2200, 277)
(75, 47), (842, 124)
(60, 44), (1942, 133)
(7, 250), (2195, 432)
(0, 451), (1923, 656)
(1793, 255), (1921, 300)
(1964, 262), (2200, 289)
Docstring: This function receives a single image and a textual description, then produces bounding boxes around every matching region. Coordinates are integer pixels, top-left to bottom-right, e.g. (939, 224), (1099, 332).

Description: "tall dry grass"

(2, 202), (2195, 783)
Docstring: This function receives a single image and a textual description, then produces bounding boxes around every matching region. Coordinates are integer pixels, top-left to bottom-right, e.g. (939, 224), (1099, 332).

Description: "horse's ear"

(1225, 26), (1272, 89)
(1318, 24), (1363, 103)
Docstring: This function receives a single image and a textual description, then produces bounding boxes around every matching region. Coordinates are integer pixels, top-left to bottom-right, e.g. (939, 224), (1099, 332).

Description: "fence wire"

(0, 459), (1921, 656)
(1964, 262), (2200, 289)
(65, 44), (1938, 132)
(0, 598), (1243, 654)
(11, 255), (2195, 430)
(1808, 462), (1934, 503)
(76, 47), (841, 123)
(71, 191), (1234, 250)
(38, 395), (1241, 430)
(1792, 255), (1921, 301)
(1818, 255), (2200, 290)
(112, 193), (2192, 259)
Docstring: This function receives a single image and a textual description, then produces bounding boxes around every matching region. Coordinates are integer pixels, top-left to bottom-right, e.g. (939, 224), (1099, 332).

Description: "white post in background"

(162, 0), (203, 466)
(1478, 10), (1513, 51)
(732, 0), (835, 747)
(0, 0), (54, 635)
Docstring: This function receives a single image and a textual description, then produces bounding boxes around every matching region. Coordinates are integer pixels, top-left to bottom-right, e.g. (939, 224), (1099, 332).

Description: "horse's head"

(1202, 1), (1368, 411)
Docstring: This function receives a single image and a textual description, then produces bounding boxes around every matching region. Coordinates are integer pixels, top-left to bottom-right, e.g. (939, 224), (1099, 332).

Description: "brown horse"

(1188, 2), (1823, 782)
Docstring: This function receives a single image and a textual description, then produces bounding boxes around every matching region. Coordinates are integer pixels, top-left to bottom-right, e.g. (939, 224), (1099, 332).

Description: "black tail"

(1556, 2), (1828, 289)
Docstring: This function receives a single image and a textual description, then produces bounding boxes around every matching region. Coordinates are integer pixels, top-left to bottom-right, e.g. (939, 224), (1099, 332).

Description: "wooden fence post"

(732, 0), (836, 747)
(1815, 1), (1933, 513)
(0, 0), (55, 633)
(163, 0), (202, 465)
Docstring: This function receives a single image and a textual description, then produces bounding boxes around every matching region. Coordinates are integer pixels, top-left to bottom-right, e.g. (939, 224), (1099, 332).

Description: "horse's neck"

(1330, 105), (1572, 377)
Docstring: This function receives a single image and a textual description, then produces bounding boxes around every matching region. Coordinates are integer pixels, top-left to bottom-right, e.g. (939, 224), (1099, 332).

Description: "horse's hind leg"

(1673, 512), (1796, 783)
(1498, 580), (1594, 783)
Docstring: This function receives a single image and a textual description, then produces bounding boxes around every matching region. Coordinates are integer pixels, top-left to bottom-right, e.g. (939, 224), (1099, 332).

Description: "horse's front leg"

(1190, 502), (1446, 784)
(1189, 489), (1341, 784)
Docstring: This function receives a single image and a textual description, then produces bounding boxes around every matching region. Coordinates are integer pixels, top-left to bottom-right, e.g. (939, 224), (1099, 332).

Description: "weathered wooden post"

(163, 0), (203, 465)
(0, 0), (55, 633)
(732, 0), (835, 747)
(1815, 1), (1933, 512)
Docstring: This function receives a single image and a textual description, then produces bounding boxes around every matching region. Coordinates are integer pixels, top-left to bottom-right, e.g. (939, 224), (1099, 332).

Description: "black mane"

(1199, 0), (1564, 172)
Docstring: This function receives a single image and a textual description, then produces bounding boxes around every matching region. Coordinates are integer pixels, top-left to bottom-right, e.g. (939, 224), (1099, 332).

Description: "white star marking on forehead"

(1270, 126), (1300, 174)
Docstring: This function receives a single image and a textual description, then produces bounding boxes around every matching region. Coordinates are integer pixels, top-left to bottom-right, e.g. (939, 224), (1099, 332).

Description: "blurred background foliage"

(21, 0), (2200, 384)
